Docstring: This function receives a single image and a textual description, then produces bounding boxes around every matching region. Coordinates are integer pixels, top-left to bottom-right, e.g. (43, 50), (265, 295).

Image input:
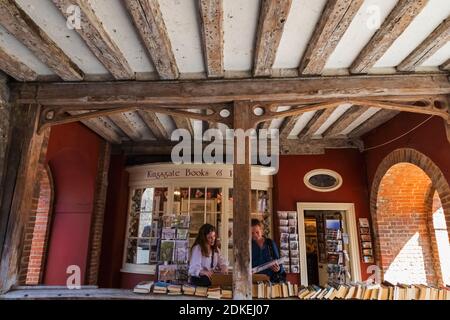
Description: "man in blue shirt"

(251, 219), (286, 282)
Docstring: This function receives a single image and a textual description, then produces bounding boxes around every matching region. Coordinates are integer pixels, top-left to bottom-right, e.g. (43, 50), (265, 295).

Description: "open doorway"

(297, 203), (361, 287)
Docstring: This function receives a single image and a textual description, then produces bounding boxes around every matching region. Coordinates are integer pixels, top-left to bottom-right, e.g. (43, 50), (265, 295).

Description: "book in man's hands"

(252, 257), (288, 274)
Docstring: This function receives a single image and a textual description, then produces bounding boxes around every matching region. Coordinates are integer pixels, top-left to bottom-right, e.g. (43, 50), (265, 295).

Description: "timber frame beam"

(11, 73), (450, 106)
(34, 95), (449, 135)
(10, 73), (450, 134)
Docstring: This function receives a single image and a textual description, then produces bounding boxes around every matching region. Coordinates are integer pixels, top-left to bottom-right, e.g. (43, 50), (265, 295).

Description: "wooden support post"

(0, 104), (49, 294)
(232, 101), (253, 300)
(0, 74), (10, 192)
(86, 141), (111, 285)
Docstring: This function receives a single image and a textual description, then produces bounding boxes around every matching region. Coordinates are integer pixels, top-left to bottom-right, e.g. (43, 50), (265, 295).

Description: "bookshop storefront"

(120, 163), (273, 286)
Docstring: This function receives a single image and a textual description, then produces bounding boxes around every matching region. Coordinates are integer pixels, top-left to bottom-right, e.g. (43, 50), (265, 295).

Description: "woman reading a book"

(188, 223), (228, 287)
(251, 219), (286, 283)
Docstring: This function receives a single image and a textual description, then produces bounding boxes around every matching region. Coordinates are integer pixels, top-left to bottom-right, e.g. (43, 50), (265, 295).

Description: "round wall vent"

(304, 169), (343, 192)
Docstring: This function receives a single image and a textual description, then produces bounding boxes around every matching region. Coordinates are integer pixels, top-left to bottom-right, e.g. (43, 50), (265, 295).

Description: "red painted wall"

(98, 154), (130, 288)
(363, 113), (450, 191)
(43, 122), (102, 285)
(274, 149), (372, 281)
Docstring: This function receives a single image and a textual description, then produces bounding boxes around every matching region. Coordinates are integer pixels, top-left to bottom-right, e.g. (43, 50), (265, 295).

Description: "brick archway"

(19, 164), (54, 285)
(370, 148), (450, 284)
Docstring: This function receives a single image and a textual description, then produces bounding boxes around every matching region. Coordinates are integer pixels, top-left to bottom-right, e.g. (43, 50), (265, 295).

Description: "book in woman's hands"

(252, 257), (288, 274)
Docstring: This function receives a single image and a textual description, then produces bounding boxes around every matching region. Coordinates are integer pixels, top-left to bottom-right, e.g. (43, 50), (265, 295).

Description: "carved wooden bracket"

(37, 103), (234, 134)
(249, 96), (449, 127)
(36, 95), (449, 134)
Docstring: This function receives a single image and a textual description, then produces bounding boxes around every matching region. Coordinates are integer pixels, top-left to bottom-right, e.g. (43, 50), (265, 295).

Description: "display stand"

(277, 211), (300, 274)
(156, 214), (190, 284)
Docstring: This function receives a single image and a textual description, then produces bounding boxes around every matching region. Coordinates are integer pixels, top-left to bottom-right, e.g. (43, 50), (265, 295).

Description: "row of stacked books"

(133, 281), (232, 299)
(253, 281), (299, 299)
(296, 283), (450, 300)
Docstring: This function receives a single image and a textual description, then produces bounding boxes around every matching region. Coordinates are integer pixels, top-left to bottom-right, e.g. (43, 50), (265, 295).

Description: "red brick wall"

(376, 162), (437, 285)
(19, 131), (52, 285)
(25, 167), (52, 284)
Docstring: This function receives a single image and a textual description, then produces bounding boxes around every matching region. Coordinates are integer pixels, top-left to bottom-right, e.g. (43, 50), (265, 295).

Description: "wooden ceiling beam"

(0, 0), (83, 81)
(137, 110), (169, 140)
(198, 0), (224, 78)
(172, 115), (194, 136)
(69, 111), (122, 144)
(299, 0), (364, 75)
(253, 0), (292, 77)
(298, 108), (335, 139)
(0, 47), (37, 82)
(350, 0), (429, 74)
(322, 105), (369, 138)
(440, 58), (450, 71)
(281, 137), (363, 155)
(12, 73), (450, 106)
(108, 113), (142, 141)
(397, 17), (450, 72)
(279, 115), (299, 139)
(124, 0), (179, 79)
(52, 0), (134, 80)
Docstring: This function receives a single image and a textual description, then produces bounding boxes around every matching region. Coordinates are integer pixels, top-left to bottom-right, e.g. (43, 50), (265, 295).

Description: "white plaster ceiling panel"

(158, 0), (205, 74)
(223, 0), (260, 71)
(421, 41), (450, 66)
(340, 107), (381, 135)
(14, 0), (108, 74)
(314, 103), (352, 137)
(87, 0), (155, 73)
(156, 113), (176, 137)
(268, 106), (291, 129)
(324, 0), (398, 70)
(375, 0), (450, 68)
(288, 110), (316, 138)
(273, 0), (327, 69)
(0, 24), (54, 75)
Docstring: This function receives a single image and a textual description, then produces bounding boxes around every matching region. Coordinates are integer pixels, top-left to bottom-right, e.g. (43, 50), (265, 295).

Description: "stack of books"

(133, 281), (154, 294)
(182, 284), (196, 296)
(167, 284), (182, 295)
(153, 281), (170, 294)
(207, 286), (222, 299)
(221, 287), (232, 299)
(194, 286), (208, 297)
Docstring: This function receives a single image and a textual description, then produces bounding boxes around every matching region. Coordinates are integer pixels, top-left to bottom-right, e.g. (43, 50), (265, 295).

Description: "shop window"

(125, 187), (168, 265)
(304, 169), (343, 192)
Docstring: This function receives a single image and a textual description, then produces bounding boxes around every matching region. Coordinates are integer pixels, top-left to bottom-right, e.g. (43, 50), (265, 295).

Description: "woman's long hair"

(192, 223), (218, 257)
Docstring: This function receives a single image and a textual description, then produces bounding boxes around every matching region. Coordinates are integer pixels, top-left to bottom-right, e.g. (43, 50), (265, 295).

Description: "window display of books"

(156, 214), (191, 284)
(278, 211), (300, 274)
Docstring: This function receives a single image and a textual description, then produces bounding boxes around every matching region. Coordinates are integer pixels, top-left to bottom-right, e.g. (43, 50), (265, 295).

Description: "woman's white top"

(188, 244), (228, 277)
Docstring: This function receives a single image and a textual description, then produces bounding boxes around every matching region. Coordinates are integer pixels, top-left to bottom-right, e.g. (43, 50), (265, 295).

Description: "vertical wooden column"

(232, 101), (253, 300)
(0, 74), (9, 198)
(0, 104), (49, 294)
(86, 140), (111, 285)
